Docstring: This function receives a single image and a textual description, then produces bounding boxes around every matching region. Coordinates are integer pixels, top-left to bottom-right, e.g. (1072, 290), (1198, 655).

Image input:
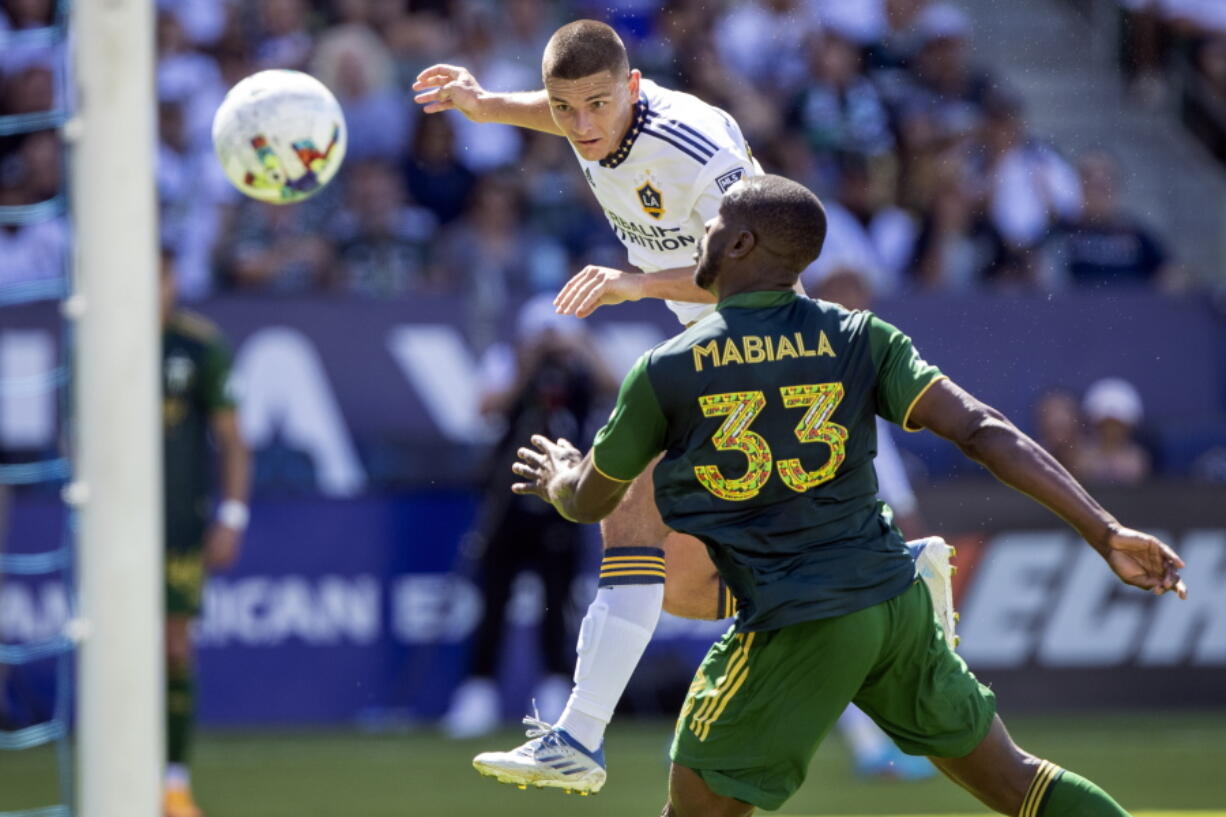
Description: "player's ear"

(627, 69), (641, 98)
(728, 229), (755, 259)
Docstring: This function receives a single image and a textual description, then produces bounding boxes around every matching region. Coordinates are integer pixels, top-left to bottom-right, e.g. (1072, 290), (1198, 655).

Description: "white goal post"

(70, 2), (163, 816)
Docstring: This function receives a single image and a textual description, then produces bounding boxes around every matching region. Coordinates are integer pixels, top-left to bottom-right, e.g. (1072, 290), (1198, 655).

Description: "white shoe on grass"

(472, 712), (607, 795)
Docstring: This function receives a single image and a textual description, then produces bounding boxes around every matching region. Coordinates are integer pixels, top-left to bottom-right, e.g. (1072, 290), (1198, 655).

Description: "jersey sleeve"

(688, 148), (759, 223)
(591, 352), (668, 482)
(867, 314), (943, 431)
(201, 335), (238, 413)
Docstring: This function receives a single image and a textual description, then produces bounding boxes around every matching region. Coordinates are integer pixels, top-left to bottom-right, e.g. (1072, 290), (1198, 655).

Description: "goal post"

(70, 1), (163, 816)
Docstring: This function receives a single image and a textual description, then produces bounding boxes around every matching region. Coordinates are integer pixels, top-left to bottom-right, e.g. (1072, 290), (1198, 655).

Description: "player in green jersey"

(161, 253), (251, 817)
(510, 175), (1186, 816)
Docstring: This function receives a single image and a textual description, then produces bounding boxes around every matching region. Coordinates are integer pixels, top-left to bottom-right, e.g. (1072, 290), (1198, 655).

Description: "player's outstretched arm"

(511, 435), (632, 524)
(555, 265), (716, 318)
(411, 64), (564, 136)
(554, 264), (803, 319)
(910, 377), (1187, 599)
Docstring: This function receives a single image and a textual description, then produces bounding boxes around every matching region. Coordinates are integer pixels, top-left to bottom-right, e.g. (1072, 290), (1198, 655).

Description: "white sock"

(555, 547), (665, 752)
(165, 763), (190, 789)
(837, 704), (891, 763)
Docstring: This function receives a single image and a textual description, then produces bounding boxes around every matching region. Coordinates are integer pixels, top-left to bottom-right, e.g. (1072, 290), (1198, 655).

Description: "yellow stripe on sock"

(1035, 761), (1063, 817)
(599, 560), (667, 571)
(1021, 760), (1060, 817)
(602, 555), (665, 564)
(598, 569), (667, 579)
(1019, 760), (1050, 817)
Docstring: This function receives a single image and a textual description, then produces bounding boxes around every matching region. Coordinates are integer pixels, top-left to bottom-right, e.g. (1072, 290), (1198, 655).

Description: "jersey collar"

(599, 95), (649, 169)
(717, 290), (799, 311)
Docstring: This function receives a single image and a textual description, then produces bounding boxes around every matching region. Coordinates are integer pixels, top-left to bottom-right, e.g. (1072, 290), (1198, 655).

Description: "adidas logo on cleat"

(471, 711), (608, 794)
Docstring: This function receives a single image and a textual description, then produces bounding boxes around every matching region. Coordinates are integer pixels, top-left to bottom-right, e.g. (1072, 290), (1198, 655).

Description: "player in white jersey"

(414, 20), (761, 795)
(560, 79), (763, 327)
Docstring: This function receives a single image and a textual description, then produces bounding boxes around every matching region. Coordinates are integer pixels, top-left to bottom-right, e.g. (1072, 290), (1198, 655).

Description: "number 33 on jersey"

(590, 290), (946, 630)
(695, 382), (848, 502)
(591, 290), (944, 539)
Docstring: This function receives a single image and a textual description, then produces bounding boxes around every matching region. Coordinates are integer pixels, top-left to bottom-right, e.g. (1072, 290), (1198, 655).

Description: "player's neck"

(716, 279), (795, 301)
(603, 104), (636, 161)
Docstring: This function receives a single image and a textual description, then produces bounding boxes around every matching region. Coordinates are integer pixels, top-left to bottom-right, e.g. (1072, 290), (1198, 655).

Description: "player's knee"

(600, 509), (666, 549)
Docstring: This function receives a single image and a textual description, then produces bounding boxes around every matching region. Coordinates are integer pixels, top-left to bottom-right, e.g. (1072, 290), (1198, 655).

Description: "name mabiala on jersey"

(692, 331), (837, 371)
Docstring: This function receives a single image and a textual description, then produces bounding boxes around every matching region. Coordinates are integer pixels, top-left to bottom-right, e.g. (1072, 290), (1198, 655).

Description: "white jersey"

(571, 79), (761, 325)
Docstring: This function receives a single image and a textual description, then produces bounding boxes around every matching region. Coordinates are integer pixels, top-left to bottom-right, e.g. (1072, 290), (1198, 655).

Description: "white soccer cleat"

(472, 713), (607, 795)
(909, 537), (958, 650)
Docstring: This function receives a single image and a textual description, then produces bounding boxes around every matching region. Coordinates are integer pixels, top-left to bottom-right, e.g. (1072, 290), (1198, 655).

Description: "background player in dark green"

(510, 175), (1187, 817)
(160, 252), (251, 817)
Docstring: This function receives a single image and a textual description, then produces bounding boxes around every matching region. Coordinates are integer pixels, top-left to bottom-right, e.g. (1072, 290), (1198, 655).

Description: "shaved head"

(543, 20), (629, 81)
(722, 175), (827, 272)
(694, 175), (828, 295)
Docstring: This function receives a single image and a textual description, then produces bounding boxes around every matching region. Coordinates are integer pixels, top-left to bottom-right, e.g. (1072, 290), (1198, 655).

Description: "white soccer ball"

(211, 69), (347, 205)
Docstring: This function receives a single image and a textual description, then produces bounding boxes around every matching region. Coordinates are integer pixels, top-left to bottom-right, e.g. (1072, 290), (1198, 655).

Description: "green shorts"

(670, 580), (996, 810)
(166, 548), (205, 617)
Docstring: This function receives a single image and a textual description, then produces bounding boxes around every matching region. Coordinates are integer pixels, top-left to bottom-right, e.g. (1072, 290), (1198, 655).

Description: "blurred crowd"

(1116, 0), (1226, 103)
(2, 0), (1209, 326)
(1112, 0), (1226, 159)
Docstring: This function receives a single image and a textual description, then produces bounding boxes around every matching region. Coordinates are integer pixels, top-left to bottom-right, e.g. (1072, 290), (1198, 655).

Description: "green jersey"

(591, 290), (942, 632)
(162, 311), (236, 551)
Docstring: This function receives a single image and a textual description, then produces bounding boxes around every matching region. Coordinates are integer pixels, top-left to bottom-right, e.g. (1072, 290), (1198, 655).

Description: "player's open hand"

(511, 435), (582, 501)
(1103, 525), (1187, 599)
(554, 265), (644, 318)
(411, 64), (484, 119)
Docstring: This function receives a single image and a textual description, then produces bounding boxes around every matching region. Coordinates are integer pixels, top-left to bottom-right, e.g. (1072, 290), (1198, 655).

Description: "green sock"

(1029, 759), (1129, 817)
(167, 670), (195, 766)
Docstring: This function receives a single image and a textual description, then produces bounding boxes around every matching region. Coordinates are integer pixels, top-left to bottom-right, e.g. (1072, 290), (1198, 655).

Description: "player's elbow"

(956, 406), (1014, 462)
(567, 510), (605, 525)
(565, 501), (616, 526)
(563, 490), (624, 525)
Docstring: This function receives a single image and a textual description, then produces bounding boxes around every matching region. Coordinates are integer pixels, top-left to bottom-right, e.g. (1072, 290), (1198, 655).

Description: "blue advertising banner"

(3, 291), (1224, 491)
(3, 484), (1224, 726)
(0, 492), (727, 726)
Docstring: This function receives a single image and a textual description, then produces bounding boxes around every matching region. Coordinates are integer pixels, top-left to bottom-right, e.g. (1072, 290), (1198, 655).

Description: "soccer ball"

(211, 69), (347, 205)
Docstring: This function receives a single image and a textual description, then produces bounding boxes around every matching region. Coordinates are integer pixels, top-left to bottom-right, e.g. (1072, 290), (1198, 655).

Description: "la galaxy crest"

(636, 175), (664, 220)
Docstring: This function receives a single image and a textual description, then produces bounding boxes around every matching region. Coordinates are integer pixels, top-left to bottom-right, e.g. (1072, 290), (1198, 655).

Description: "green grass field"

(3, 711), (1224, 816)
